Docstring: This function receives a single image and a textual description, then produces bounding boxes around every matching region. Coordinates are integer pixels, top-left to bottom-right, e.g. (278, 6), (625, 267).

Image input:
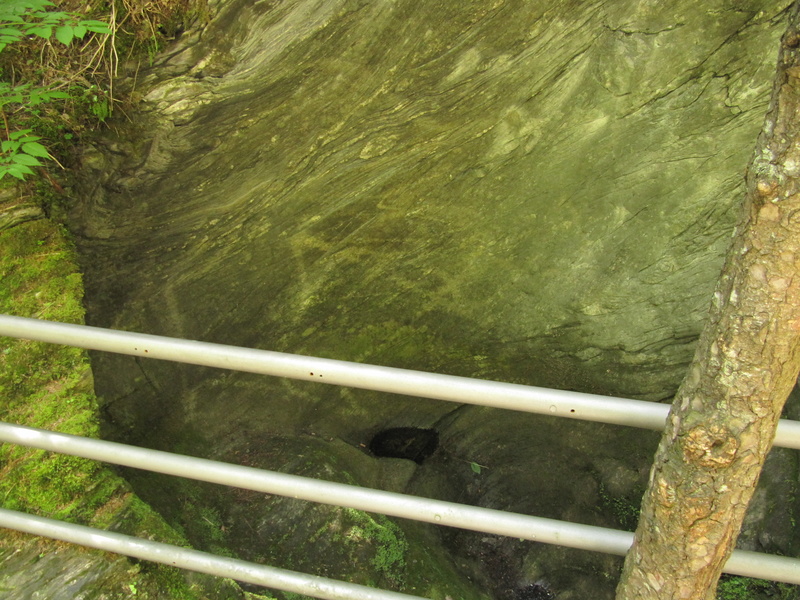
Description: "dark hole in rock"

(514, 582), (555, 600)
(368, 427), (439, 464)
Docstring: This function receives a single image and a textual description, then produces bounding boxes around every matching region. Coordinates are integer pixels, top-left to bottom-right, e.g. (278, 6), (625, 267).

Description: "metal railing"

(0, 507), (426, 600)
(1, 314), (799, 598)
(2, 314), (799, 447)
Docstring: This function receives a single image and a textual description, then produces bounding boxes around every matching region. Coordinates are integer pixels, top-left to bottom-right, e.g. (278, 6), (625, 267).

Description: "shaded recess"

(369, 427), (439, 464)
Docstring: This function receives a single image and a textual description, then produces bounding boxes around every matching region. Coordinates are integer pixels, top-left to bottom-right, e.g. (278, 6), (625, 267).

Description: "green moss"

(597, 483), (642, 532)
(0, 215), (249, 597)
(716, 575), (799, 600)
(341, 508), (408, 585)
(0, 218), (115, 522)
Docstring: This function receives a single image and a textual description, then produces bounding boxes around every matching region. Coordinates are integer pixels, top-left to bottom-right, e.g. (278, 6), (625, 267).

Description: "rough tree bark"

(616, 4), (800, 600)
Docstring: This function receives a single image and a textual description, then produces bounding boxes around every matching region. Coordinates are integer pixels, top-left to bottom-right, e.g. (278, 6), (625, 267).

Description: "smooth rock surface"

(74, 0), (790, 404)
(68, 0), (797, 598)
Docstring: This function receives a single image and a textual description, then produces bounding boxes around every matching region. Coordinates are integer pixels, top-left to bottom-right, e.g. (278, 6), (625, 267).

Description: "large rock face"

(75, 0), (788, 401)
(69, 0), (795, 598)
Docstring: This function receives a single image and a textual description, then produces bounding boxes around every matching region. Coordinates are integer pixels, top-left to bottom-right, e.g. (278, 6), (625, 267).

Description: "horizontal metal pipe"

(3, 422), (800, 585)
(0, 421), (634, 556)
(0, 314), (667, 431)
(2, 315), (800, 448)
(773, 418), (800, 449)
(0, 508), (425, 600)
(724, 549), (800, 584)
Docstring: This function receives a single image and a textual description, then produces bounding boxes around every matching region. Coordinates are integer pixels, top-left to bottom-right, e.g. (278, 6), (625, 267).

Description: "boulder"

(69, 0), (795, 597)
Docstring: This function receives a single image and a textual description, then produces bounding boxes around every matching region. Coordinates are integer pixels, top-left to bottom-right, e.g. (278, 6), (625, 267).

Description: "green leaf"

(21, 141), (49, 158)
(1, 140), (20, 153)
(27, 25), (52, 39)
(40, 11), (68, 24)
(72, 24), (86, 39)
(27, 90), (43, 105)
(82, 21), (110, 35)
(0, 0), (51, 19)
(3, 163), (34, 180)
(91, 99), (110, 121)
(470, 462), (481, 475)
(80, 19), (110, 28)
(12, 153), (42, 166)
(0, 86), (28, 105)
(55, 25), (73, 46)
(11, 0), (54, 11)
(85, 25), (111, 35)
(8, 129), (33, 140)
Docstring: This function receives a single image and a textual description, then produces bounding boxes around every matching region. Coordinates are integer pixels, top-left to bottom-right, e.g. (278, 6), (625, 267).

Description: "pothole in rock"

(368, 427), (439, 464)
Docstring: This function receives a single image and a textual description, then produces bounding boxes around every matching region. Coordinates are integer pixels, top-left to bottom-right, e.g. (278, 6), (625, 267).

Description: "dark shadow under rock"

(369, 427), (439, 464)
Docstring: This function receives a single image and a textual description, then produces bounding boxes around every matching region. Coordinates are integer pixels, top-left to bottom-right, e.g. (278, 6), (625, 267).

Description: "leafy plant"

(0, 0), (109, 51)
(78, 84), (111, 122)
(0, 127), (51, 180)
(0, 0), (110, 180)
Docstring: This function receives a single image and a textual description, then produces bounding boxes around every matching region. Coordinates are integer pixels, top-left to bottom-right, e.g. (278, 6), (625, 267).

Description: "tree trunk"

(616, 4), (800, 599)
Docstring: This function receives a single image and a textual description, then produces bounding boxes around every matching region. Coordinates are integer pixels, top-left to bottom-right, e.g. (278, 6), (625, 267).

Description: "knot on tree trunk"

(681, 425), (739, 468)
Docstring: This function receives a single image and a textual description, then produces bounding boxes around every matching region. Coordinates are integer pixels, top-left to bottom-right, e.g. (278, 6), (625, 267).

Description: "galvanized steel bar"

(0, 421), (634, 556)
(774, 418), (800, 450)
(0, 314), (666, 430)
(724, 549), (800, 584)
(2, 314), (800, 448)
(0, 508), (426, 600)
(2, 422), (800, 585)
